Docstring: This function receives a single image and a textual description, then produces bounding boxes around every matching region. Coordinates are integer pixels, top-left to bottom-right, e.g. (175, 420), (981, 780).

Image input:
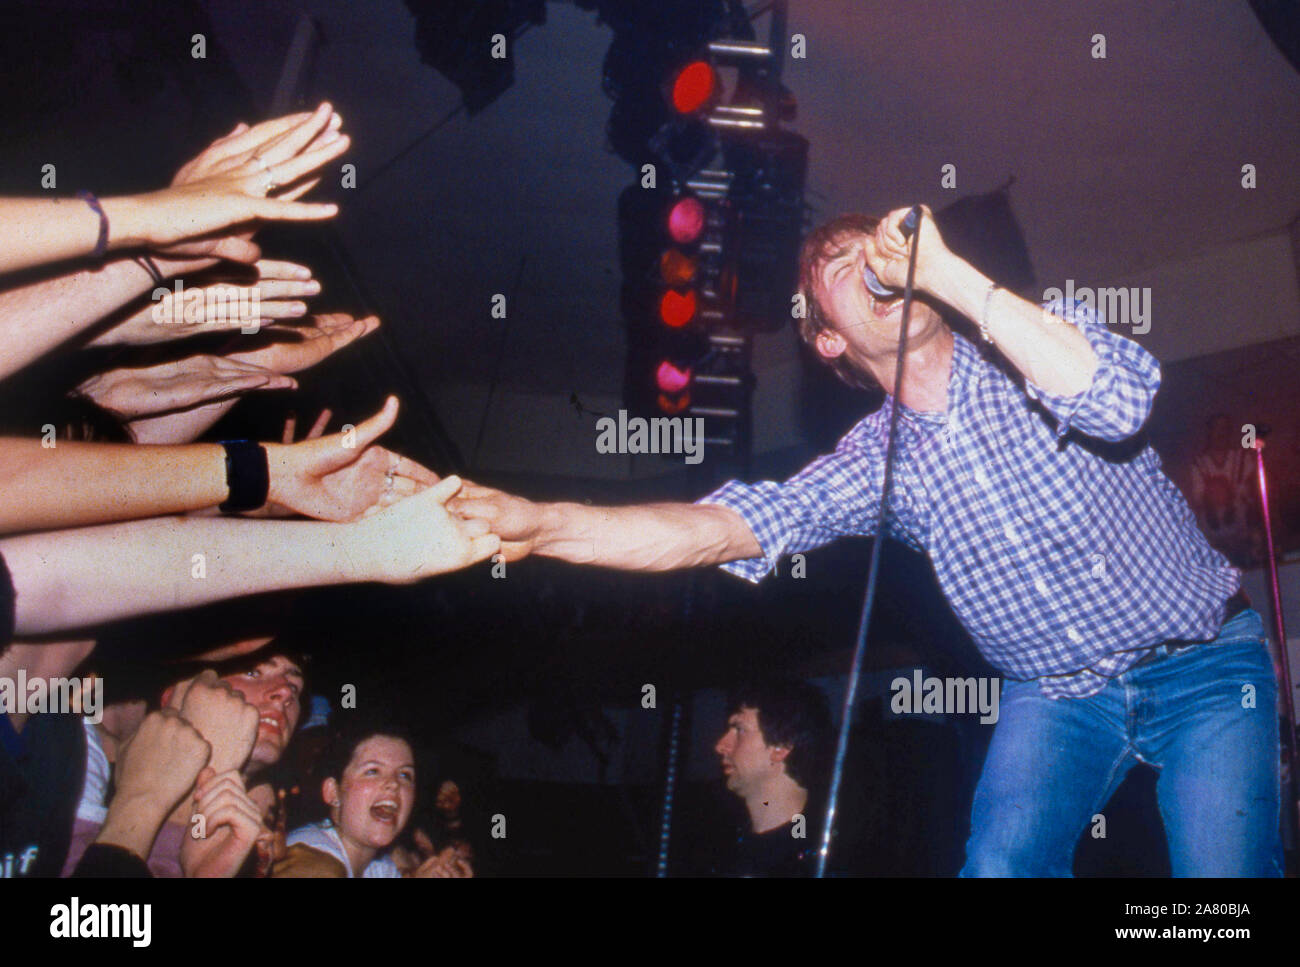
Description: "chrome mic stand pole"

(1253, 439), (1299, 839)
(815, 206), (921, 877)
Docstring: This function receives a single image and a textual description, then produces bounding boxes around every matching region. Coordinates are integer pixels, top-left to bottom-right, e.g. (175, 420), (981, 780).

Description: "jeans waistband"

(1133, 589), (1252, 668)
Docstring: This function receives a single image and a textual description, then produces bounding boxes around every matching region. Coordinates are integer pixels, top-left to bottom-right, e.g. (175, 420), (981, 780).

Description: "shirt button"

(974, 468), (989, 486)
(1067, 627), (1084, 644)
(1003, 524), (1020, 543)
(1034, 578), (1049, 595)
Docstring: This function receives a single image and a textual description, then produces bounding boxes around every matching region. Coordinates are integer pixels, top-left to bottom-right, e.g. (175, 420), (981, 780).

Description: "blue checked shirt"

(699, 300), (1239, 698)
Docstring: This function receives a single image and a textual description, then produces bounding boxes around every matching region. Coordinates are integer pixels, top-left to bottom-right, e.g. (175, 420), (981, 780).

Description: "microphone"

(862, 206), (921, 298)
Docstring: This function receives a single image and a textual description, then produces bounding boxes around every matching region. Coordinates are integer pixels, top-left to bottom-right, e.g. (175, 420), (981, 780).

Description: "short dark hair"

(795, 212), (882, 391)
(727, 680), (832, 792)
(161, 641), (312, 718)
(319, 718), (420, 785)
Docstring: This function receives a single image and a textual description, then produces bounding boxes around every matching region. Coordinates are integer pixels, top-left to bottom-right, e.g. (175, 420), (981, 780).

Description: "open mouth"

(861, 264), (902, 317)
(867, 290), (902, 318)
(258, 712), (285, 741)
(370, 801), (399, 823)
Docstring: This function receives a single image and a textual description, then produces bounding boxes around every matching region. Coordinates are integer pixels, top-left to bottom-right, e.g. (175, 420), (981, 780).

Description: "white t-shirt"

(75, 718), (110, 824)
(285, 821), (401, 878)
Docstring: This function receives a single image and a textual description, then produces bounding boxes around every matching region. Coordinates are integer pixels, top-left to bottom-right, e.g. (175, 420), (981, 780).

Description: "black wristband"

(219, 440), (270, 513)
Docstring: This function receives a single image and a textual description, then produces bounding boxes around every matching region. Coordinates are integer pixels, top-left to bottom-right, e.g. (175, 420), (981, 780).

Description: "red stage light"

(671, 61), (716, 114)
(658, 391), (691, 415)
(667, 196), (706, 245)
(659, 249), (697, 286)
(656, 360), (691, 394)
(658, 289), (697, 328)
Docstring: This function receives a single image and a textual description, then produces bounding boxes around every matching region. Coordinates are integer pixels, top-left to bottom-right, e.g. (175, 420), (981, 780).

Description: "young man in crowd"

(712, 680), (830, 876)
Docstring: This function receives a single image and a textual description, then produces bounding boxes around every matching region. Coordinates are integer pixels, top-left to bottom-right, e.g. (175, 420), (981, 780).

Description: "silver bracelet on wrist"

(980, 282), (1000, 343)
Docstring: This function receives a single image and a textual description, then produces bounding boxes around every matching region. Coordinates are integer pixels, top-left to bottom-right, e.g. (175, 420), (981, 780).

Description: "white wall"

(1112, 229), (1300, 362)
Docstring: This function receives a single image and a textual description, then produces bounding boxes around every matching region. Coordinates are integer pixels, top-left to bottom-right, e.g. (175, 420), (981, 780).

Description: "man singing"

(453, 205), (1280, 876)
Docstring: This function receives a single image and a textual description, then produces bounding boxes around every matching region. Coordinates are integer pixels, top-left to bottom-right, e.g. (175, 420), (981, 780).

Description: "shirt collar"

(948, 328), (983, 403)
(891, 326), (980, 425)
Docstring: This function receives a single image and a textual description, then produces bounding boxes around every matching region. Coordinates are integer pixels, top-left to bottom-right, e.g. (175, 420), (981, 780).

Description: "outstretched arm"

(0, 254), (203, 381)
(0, 396), (425, 534)
(0, 104), (347, 278)
(450, 481), (760, 571)
(1, 475), (497, 636)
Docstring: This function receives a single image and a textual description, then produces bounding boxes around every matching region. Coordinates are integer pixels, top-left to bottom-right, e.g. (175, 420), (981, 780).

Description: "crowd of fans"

(0, 101), (841, 881)
(0, 103), (495, 878)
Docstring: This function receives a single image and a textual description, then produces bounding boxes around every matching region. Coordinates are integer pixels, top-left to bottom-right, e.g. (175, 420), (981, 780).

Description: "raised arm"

(0, 104), (347, 278)
(872, 205), (1160, 442)
(450, 482), (760, 571)
(871, 205), (1097, 396)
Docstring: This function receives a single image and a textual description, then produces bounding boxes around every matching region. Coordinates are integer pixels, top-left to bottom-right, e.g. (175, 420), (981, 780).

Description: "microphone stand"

(1253, 440), (1299, 845)
(815, 206), (922, 877)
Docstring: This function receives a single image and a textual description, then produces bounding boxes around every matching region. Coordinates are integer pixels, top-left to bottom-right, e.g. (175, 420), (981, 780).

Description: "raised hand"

(174, 669), (261, 775)
(345, 475), (500, 584)
(265, 396), (441, 522)
(108, 710), (212, 827)
(448, 480), (544, 562)
(139, 104), (349, 262)
(869, 204), (952, 293)
(225, 312), (380, 375)
(76, 355), (296, 420)
(180, 767), (269, 878)
(153, 110), (342, 269)
(409, 845), (474, 878)
(235, 410), (337, 520)
(171, 109), (342, 187)
(89, 258), (319, 346)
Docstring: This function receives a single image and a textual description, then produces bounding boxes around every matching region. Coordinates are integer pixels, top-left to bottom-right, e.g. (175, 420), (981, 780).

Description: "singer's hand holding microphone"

(865, 204), (954, 296)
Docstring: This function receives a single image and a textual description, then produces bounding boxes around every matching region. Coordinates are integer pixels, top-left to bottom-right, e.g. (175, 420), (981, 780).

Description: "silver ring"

(384, 472), (395, 493)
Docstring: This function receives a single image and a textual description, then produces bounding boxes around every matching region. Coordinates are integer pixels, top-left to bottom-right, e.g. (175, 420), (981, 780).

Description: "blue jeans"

(961, 609), (1283, 876)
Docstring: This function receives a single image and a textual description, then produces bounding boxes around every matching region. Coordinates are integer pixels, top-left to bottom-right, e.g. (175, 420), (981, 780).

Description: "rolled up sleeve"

(696, 420), (886, 583)
(1025, 298), (1161, 443)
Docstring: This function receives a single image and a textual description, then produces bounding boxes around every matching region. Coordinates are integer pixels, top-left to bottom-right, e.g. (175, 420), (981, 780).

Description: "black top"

(731, 819), (818, 877)
(0, 711), (85, 878)
(72, 843), (152, 878)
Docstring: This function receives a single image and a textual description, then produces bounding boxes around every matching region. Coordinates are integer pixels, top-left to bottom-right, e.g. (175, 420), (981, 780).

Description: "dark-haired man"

(454, 205), (1279, 876)
(714, 681), (830, 876)
(63, 642), (308, 876)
